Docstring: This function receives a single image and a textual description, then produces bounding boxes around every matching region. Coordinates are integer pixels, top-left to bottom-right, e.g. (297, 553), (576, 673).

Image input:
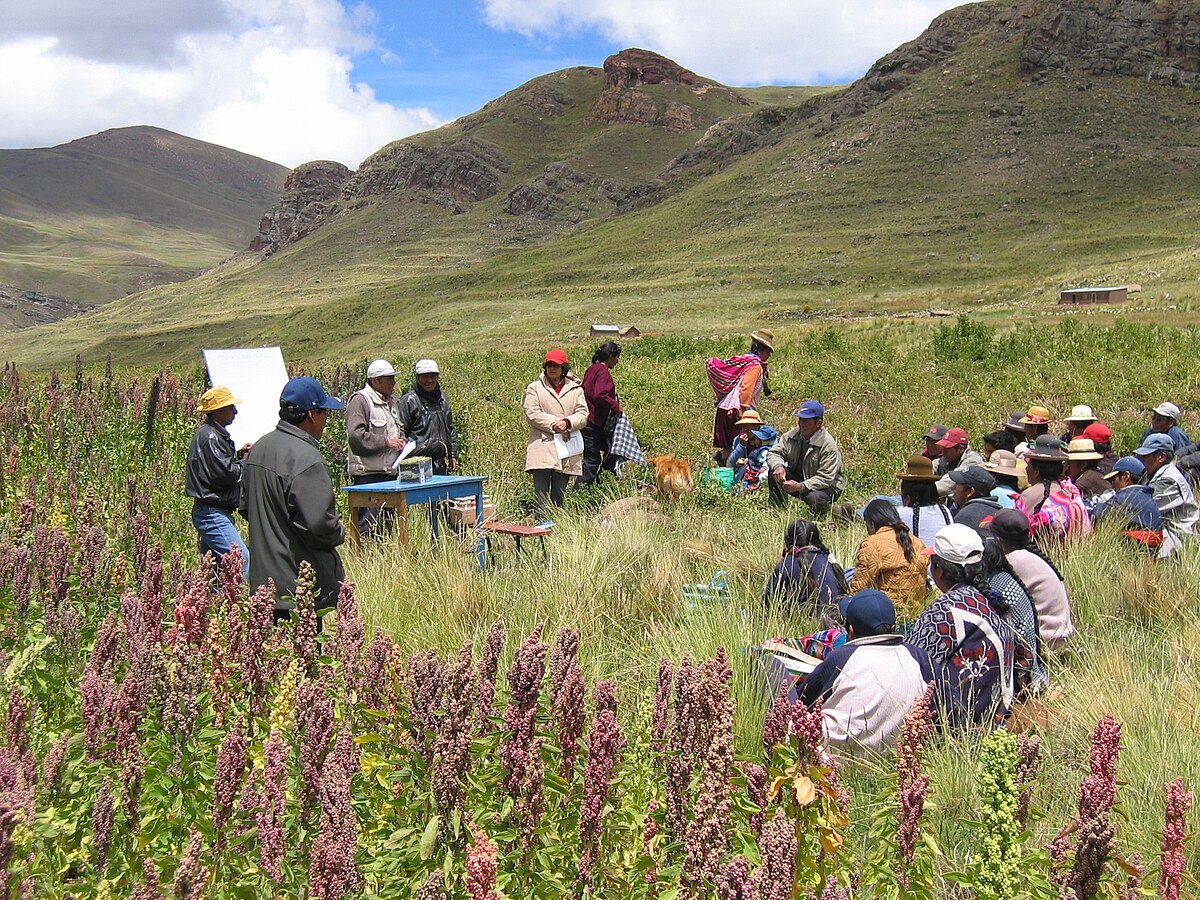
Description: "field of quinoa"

(1, 317), (1197, 899)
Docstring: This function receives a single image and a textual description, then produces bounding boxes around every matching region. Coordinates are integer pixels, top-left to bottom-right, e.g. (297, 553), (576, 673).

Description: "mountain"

(0, 126), (288, 327)
(9, 0), (1200, 367)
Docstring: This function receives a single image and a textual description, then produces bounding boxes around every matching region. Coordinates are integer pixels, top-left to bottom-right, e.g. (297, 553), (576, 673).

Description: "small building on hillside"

(590, 324), (642, 338)
(1059, 285), (1128, 305)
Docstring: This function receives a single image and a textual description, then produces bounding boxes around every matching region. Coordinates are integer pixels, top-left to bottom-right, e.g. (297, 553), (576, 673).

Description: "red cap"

(1082, 422), (1112, 444)
(935, 427), (970, 449)
(544, 349), (568, 365)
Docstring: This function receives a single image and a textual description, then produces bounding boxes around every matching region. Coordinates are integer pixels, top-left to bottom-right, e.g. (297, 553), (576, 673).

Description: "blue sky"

(0, 0), (963, 167)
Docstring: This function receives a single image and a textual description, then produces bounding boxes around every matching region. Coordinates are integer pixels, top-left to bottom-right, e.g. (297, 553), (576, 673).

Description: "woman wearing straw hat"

(186, 385), (252, 577)
(1064, 438), (1109, 500)
(708, 330), (773, 463)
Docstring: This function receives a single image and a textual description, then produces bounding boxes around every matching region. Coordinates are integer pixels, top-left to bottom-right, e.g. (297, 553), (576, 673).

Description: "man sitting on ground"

(1082, 422), (1118, 475)
(922, 424), (947, 460)
(1064, 438), (1109, 501)
(933, 428), (985, 499)
(1142, 402), (1190, 453)
(1134, 433), (1198, 558)
(767, 400), (846, 513)
(799, 589), (936, 759)
(948, 466), (1001, 534)
(1091, 457), (1163, 532)
(1061, 404), (1097, 442)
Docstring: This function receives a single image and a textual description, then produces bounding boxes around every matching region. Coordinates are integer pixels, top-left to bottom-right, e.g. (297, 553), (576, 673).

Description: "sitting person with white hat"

(1142, 401), (1190, 452)
(1060, 404), (1097, 442)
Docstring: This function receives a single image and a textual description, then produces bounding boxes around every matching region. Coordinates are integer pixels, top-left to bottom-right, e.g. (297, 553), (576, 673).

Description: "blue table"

(343, 475), (488, 571)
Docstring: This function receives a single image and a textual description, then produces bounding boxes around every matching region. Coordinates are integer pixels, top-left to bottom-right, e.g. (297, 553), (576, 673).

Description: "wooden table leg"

(348, 496), (362, 550)
(397, 495), (410, 548)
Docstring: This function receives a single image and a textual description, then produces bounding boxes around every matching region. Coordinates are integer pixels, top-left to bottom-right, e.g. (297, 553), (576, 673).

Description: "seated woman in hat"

(1014, 405), (1052, 459)
(1017, 435), (1092, 541)
(728, 410), (778, 493)
(1064, 438), (1109, 502)
(983, 450), (1024, 509)
(895, 454), (954, 549)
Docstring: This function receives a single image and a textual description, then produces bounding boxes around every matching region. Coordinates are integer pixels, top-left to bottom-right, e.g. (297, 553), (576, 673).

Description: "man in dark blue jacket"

(1091, 457), (1163, 531)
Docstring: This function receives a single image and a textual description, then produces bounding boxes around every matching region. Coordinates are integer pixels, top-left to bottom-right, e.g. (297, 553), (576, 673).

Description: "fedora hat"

(1024, 434), (1067, 461)
(1063, 404), (1096, 423)
(983, 450), (1025, 478)
(1018, 405), (1052, 426)
(1066, 438), (1102, 461)
(895, 453), (939, 482)
(749, 329), (775, 351)
(1002, 411), (1026, 434)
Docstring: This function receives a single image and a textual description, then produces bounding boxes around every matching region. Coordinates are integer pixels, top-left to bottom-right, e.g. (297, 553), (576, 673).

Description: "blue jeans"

(191, 502), (250, 579)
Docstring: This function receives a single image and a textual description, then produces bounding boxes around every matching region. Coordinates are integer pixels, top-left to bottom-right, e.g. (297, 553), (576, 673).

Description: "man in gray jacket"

(346, 358), (405, 538)
(766, 400), (846, 512)
(245, 376), (347, 619)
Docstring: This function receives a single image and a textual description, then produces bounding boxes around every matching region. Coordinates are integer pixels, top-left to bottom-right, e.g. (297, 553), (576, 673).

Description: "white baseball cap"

(1152, 401), (1181, 419)
(366, 359), (397, 378)
(922, 523), (985, 566)
(414, 359), (440, 375)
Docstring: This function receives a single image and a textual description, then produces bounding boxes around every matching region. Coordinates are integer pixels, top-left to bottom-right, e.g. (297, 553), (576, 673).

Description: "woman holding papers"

(524, 349), (589, 518)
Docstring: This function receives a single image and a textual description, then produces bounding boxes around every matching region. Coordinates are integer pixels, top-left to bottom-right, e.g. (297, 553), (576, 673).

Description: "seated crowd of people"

(753, 398), (1196, 758)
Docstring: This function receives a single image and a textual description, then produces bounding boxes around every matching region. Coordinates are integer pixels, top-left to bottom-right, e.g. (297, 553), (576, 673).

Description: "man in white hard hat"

(346, 358), (405, 538)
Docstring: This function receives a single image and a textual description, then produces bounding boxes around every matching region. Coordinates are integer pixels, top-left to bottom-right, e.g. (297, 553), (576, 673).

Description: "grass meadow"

(2, 314), (1198, 895)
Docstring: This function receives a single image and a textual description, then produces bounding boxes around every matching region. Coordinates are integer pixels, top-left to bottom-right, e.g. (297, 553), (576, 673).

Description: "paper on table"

(554, 430), (583, 459)
(390, 440), (417, 470)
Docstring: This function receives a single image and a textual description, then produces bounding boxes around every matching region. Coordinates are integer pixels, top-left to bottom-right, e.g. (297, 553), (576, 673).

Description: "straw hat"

(749, 329), (775, 351)
(1018, 405), (1052, 425)
(1063, 404), (1096, 423)
(1066, 438), (1102, 461)
(735, 410), (764, 426)
(198, 385), (242, 413)
(895, 453), (939, 481)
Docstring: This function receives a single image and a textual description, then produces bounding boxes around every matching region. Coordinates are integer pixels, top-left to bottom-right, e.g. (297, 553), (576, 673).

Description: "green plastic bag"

(699, 466), (736, 491)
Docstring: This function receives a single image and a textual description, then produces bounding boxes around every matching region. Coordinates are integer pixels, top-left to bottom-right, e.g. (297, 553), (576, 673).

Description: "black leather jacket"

(185, 418), (243, 510)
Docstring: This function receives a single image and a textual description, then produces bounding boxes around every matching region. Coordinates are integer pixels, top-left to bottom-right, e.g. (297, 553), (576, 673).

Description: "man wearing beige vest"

(346, 359), (405, 538)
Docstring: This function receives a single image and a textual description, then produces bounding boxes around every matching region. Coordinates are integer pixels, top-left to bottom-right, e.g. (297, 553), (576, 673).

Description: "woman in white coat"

(524, 348), (589, 516)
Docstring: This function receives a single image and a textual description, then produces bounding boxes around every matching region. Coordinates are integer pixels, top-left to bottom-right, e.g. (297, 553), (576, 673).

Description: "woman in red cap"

(524, 349), (589, 518)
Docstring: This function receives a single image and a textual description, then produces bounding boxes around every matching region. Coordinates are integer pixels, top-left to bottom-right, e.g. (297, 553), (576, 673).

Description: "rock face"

(504, 163), (621, 221)
(0, 284), (95, 326)
(589, 48), (741, 131)
(347, 138), (512, 209)
(1020, 0), (1200, 85)
(249, 161), (352, 253)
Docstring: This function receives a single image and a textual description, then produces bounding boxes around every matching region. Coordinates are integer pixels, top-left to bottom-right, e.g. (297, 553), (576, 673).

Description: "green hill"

(0, 126), (288, 327)
(10, 0), (1200, 366)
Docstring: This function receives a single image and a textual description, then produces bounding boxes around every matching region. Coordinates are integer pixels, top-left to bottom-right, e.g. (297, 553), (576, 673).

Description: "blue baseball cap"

(1104, 456), (1146, 480)
(1133, 433), (1174, 456)
(751, 425), (778, 442)
(280, 376), (345, 412)
(838, 588), (897, 636)
(796, 399), (825, 419)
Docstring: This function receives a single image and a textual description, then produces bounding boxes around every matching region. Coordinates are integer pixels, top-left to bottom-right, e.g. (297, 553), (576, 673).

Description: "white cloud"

(0, 0), (441, 167)
(482, 0), (965, 84)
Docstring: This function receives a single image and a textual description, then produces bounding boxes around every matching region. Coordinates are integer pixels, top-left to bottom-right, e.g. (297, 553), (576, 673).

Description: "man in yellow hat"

(186, 385), (253, 576)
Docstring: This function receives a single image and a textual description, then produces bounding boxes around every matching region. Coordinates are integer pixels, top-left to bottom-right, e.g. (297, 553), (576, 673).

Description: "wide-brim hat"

(1063, 404), (1097, 423)
(1018, 405), (1052, 426)
(1002, 412), (1027, 434)
(983, 450), (1025, 478)
(749, 329), (775, 351)
(1024, 434), (1067, 461)
(1066, 438), (1102, 461)
(198, 385), (242, 413)
(895, 453), (939, 481)
(735, 410), (764, 426)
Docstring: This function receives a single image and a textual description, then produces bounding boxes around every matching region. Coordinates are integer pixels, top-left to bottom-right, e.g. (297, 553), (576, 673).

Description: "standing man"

(1133, 432), (1198, 558)
(346, 359), (405, 538)
(244, 376), (347, 619)
(1142, 401), (1191, 452)
(186, 385), (252, 577)
(933, 428), (985, 500)
(766, 399), (845, 513)
(398, 359), (458, 475)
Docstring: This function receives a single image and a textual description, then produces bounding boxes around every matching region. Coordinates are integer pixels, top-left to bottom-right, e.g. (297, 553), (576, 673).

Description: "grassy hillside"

(9, 2), (1200, 367)
(0, 126), (288, 325)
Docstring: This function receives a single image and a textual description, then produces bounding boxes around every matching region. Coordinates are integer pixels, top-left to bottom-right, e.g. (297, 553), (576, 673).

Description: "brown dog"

(646, 455), (694, 502)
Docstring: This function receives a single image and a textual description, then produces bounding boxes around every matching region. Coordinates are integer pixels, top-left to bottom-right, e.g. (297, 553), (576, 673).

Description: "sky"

(0, 0), (965, 169)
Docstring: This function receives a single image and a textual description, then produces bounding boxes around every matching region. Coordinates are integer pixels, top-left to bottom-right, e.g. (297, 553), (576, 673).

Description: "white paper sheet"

(202, 347), (289, 448)
(554, 430), (583, 459)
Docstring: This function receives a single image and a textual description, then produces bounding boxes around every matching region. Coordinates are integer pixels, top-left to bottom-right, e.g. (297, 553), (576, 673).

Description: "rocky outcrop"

(0, 284), (95, 326)
(249, 160), (352, 253)
(1019, 0), (1200, 86)
(589, 48), (745, 131)
(517, 84), (576, 117)
(347, 138), (512, 211)
(504, 163), (621, 221)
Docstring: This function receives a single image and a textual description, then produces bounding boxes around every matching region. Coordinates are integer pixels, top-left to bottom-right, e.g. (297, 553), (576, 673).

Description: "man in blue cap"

(799, 589), (936, 758)
(244, 376), (348, 620)
(1134, 432), (1197, 558)
(1091, 456), (1163, 532)
(765, 399), (845, 512)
